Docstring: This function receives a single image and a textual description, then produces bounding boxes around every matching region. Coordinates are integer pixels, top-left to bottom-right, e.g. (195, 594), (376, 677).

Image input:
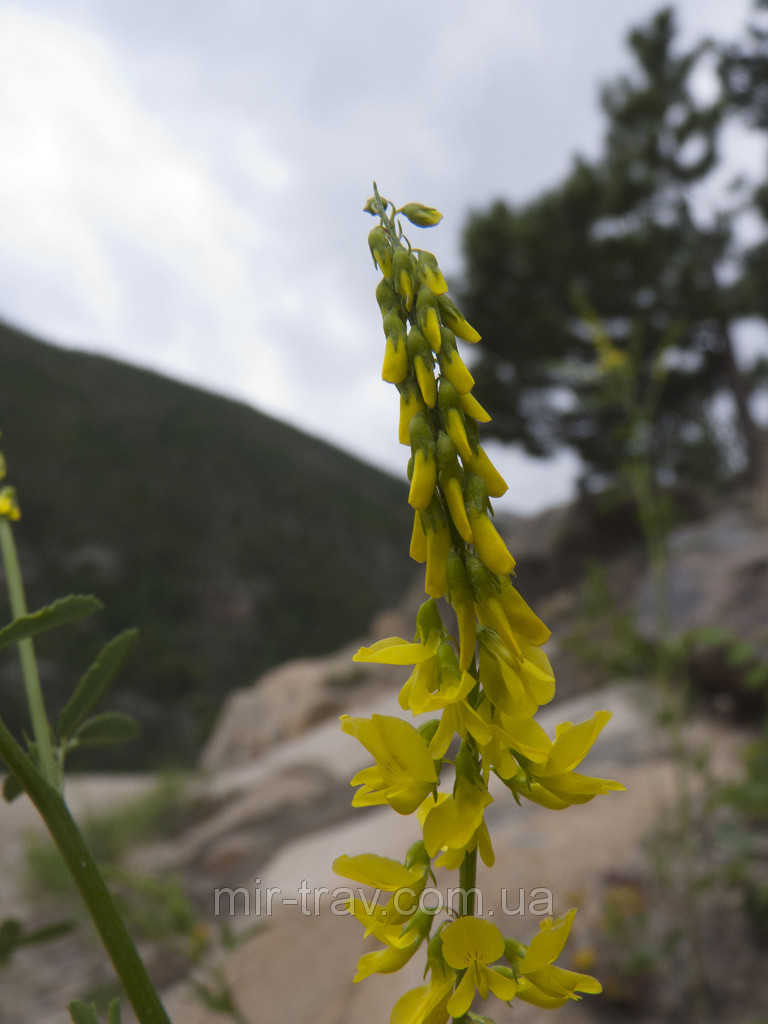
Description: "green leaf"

(0, 594), (103, 649)
(107, 998), (122, 1024)
(22, 919), (75, 947)
(68, 1001), (100, 1024)
(2, 772), (23, 803)
(59, 630), (139, 739)
(72, 712), (141, 749)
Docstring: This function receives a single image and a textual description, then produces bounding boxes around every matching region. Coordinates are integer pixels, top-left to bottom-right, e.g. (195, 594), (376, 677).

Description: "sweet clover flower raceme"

(333, 186), (623, 1023)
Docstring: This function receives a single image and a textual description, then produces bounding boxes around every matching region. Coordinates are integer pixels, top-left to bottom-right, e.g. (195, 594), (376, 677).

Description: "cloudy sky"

(0, 0), (759, 512)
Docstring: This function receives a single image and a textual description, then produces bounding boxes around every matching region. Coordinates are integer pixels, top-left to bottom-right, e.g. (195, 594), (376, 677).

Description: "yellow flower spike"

(436, 432), (472, 545)
(381, 310), (409, 383)
(408, 413), (438, 510)
(458, 390), (491, 423)
(463, 443), (508, 498)
(437, 379), (473, 462)
(0, 486), (21, 521)
(390, 968), (455, 1024)
(437, 294), (481, 343)
(410, 510), (428, 563)
(416, 251), (449, 295)
(416, 287), (443, 352)
(393, 248), (417, 310)
(397, 379), (426, 446)
(464, 475), (516, 576)
(406, 327), (437, 408)
(369, 226), (394, 277)
(441, 917), (519, 1017)
(437, 328), (475, 394)
(341, 714), (439, 814)
(445, 549), (477, 672)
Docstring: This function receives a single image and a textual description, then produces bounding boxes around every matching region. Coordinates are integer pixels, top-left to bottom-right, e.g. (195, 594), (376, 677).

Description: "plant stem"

(0, 715), (172, 1024)
(0, 516), (58, 788)
(458, 846), (477, 918)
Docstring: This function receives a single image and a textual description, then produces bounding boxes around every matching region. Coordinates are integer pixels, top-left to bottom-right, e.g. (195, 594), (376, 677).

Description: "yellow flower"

(353, 909), (434, 981)
(508, 712), (625, 809)
(513, 909), (602, 1008)
(390, 967), (455, 1024)
(478, 627), (555, 718)
(420, 777), (494, 868)
(441, 917), (519, 1017)
(341, 714), (438, 814)
(334, 847), (431, 931)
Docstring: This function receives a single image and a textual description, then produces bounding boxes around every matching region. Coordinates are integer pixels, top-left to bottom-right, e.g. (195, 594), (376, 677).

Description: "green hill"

(0, 321), (415, 768)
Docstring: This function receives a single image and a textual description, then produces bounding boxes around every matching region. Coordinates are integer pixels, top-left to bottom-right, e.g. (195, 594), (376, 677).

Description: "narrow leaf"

(0, 594), (103, 649)
(68, 1001), (100, 1024)
(59, 630), (139, 739)
(107, 998), (122, 1024)
(72, 712), (141, 748)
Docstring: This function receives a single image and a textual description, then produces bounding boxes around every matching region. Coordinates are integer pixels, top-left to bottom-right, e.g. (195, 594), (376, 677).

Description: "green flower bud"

(376, 277), (399, 314)
(416, 251), (448, 294)
(437, 294), (481, 343)
(393, 248), (417, 310)
(437, 431), (472, 544)
(399, 203), (443, 227)
(408, 413), (438, 510)
(368, 226), (393, 277)
(381, 310), (409, 384)
(407, 327), (437, 408)
(416, 286), (442, 352)
(438, 328), (475, 394)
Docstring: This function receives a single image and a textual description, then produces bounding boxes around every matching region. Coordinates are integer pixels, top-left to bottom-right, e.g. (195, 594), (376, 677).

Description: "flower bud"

(415, 287), (442, 352)
(437, 328), (475, 394)
(459, 391), (491, 423)
(446, 550), (477, 671)
(407, 327), (437, 408)
(397, 379), (426, 445)
(416, 251), (448, 294)
(438, 379), (472, 462)
(393, 248), (417, 310)
(464, 444), (508, 498)
(381, 310), (409, 383)
(408, 413), (437, 511)
(464, 476), (516, 576)
(410, 509), (428, 563)
(368, 226), (393, 277)
(437, 294), (481, 343)
(437, 432), (472, 544)
(376, 277), (399, 314)
(399, 203), (443, 227)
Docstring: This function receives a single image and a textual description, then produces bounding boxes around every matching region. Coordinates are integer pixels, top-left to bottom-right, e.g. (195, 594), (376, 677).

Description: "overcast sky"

(0, 0), (759, 512)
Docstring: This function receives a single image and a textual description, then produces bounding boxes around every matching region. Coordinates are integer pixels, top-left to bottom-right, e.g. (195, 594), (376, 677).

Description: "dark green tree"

(459, 7), (763, 488)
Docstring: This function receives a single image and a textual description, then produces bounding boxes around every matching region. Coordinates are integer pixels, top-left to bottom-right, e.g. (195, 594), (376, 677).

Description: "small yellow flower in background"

(0, 486), (21, 521)
(335, 186), (620, 1022)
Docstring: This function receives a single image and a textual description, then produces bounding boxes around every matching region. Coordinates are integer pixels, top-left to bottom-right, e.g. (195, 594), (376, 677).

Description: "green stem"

(0, 516), (58, 788)
(0, 715), (172, 1024)
(458, 846), (478, 918)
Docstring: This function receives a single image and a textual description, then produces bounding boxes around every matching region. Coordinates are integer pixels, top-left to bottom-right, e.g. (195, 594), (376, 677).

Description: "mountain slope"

(0, 321), (415, 767)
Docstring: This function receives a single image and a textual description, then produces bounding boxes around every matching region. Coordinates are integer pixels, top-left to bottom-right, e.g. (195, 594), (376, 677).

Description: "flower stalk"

(333, 188), (623, 1022)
